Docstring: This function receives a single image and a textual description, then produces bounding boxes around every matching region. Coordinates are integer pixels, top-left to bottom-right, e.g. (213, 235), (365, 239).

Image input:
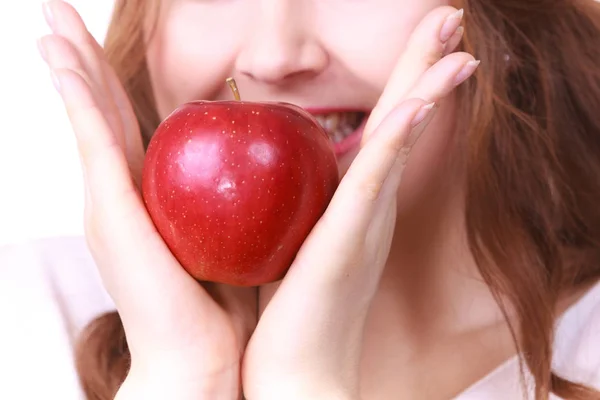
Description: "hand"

(38, 1), (256, 399)
(242, 6), (476, 400)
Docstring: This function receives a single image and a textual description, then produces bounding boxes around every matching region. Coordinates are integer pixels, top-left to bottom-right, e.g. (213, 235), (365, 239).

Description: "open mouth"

(310, 111), (369, 157)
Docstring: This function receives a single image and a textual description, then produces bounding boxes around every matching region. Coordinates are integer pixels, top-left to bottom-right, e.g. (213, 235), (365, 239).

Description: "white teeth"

(333, 131), (344, 143)
(314, 112), (363, 144)
(343, 124), (354, 136)
(323, 113), (340, 133)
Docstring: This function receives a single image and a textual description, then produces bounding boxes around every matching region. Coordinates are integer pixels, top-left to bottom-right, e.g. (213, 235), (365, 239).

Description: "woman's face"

(146, 0), (458, 208)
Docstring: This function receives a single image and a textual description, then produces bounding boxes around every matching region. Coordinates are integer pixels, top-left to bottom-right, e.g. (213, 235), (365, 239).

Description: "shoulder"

(0, 235), (115, 330)
(553, 280), (600, 390)
(0, 236), (115, 398)
(457, 281), (600, 399)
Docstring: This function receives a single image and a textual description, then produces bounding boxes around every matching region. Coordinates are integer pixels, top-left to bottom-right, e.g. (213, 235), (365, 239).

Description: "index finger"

(363, 6), (464, 140)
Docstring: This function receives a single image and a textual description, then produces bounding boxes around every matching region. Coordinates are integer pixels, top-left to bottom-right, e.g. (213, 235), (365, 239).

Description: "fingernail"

(450, 26), (465, 43)
(51, 70), (61, 92)
(411, 102), (436, 127)
(440, 9), (464, 43)
(442, 26), (465, 55)
(43, 1), (55, 31)
(454, 60), (480, 85)
(37, 38), (48, 62)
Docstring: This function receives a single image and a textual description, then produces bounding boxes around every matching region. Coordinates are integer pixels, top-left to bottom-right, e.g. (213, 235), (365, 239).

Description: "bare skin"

(38, 1), (593, 399)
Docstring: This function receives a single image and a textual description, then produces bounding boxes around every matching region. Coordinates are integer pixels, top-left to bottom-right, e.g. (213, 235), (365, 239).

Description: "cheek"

(146, 37), (229, 119)
(145, 7), (246, 119)
(318, 0), (448, 92)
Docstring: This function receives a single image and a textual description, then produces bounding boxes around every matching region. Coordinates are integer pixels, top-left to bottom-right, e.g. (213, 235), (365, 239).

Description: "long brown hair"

(75, 0), (600, 399)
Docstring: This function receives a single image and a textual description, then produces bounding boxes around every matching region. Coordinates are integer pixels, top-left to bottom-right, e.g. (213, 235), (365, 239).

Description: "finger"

(89, 38), (146, 183)
(51, 68), (139, 277)
(43, 0), (125, 144)
(374, 55), (479, 202)
(51, 68), (132, 214)
(363, 6), (464, 140)
(403, 53), (479, 141)
(39, 35), (89, 96)
(40, 35), (106, 196)
(360, 52), (477, 158)
(443, 26), (465, 57)
(41, 0), (145, 185)
(40, 34), (130, 179)
(81, 36), (146, 187)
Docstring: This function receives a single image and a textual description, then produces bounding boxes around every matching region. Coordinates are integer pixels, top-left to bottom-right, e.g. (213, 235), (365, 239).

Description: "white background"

(0, 1), (115, 246)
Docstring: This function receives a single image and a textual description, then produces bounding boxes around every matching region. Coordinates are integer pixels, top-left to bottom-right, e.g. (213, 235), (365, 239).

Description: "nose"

(235, 0), (328, 85)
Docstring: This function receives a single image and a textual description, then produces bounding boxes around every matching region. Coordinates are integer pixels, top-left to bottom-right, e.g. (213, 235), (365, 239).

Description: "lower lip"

(332, 117), (368, 158)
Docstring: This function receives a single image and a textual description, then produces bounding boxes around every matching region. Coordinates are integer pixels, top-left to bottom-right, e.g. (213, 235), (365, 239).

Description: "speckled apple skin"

(142, 101), (339, 286)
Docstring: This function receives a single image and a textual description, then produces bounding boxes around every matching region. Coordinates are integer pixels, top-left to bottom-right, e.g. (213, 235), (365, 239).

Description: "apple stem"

(226, 77), (241, 101)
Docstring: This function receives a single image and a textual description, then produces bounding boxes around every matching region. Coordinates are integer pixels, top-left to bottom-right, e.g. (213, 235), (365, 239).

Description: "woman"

(30, 0), (600, 398)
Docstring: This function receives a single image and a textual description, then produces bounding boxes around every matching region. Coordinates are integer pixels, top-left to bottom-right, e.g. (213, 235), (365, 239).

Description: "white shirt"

(1, 236), (599, 399)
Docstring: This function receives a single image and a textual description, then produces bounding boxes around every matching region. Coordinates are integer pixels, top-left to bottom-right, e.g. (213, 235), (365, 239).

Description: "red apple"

(142, 78), (339, 286)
